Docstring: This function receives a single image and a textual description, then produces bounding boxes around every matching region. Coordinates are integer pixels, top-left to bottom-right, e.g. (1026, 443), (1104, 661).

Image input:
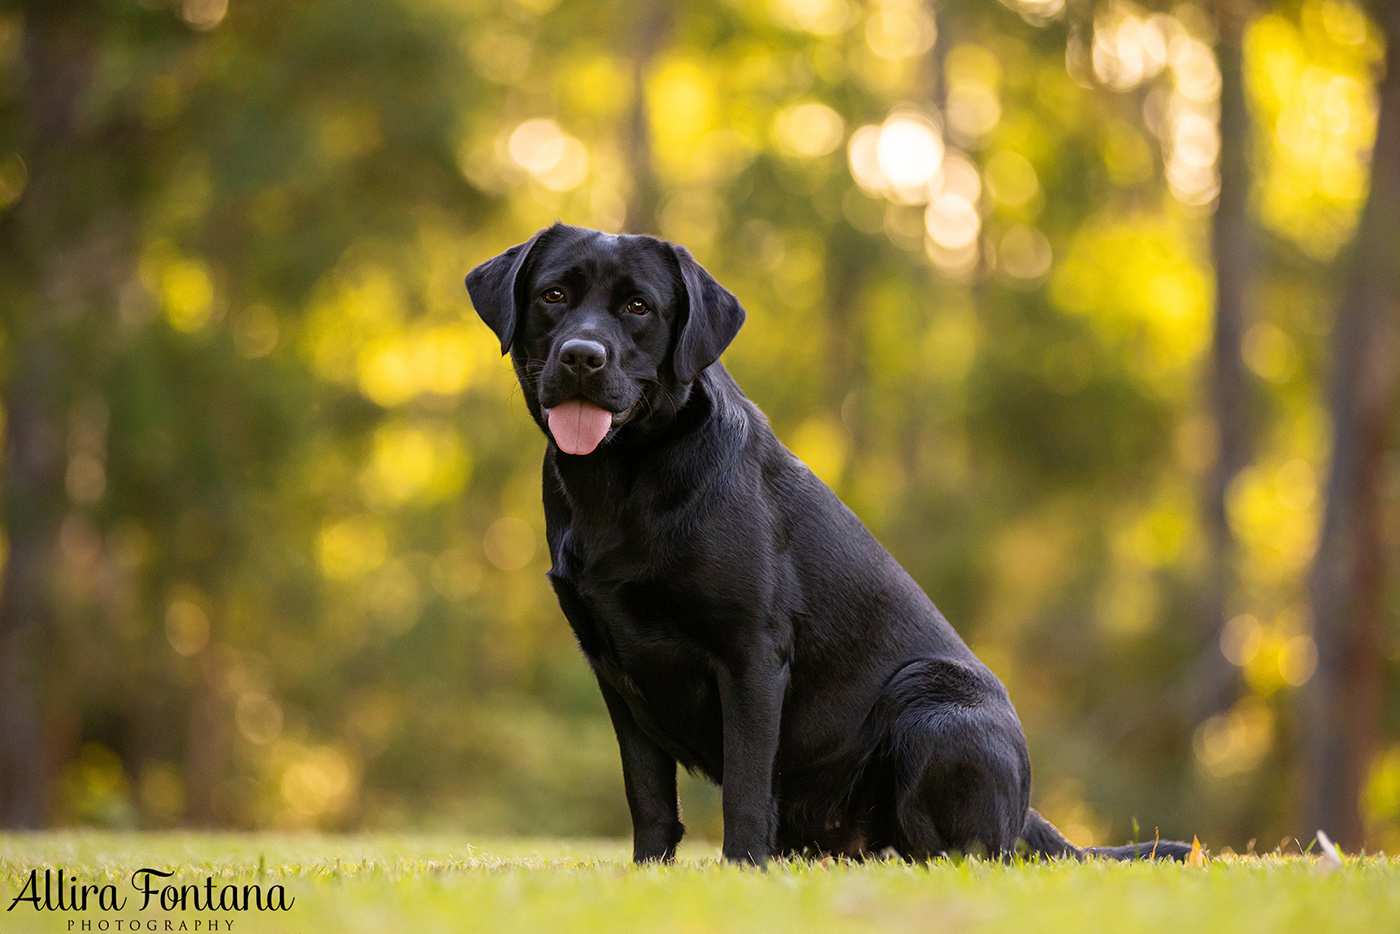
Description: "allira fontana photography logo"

(7, 867), (295, 931)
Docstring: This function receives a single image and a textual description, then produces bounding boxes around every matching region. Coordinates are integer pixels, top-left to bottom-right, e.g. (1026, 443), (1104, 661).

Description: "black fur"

(465, 223), (1193, 865)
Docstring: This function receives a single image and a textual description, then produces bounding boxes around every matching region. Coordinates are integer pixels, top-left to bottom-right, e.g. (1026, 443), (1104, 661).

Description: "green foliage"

(0, 0), (1395, 852)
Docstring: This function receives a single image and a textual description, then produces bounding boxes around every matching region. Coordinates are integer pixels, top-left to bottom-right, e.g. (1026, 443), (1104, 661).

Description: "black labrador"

(466, 223), (1191, 865)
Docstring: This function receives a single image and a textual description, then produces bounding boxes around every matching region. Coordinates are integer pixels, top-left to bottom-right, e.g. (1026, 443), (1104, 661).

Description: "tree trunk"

(621, 0), (673, 235)
(0, 2), (103, 830)
(1194, 0), (1255, 722)
(183, 655), (230, 827)
(0, 348), (62, 829)
(1303, 1), (1400, 853)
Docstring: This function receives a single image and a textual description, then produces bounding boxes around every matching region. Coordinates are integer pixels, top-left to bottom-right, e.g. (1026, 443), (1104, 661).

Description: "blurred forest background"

(0, 0), (1398, 855)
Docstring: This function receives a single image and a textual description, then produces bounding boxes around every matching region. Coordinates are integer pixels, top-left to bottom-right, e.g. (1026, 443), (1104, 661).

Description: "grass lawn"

(1, 833), (1396, 933)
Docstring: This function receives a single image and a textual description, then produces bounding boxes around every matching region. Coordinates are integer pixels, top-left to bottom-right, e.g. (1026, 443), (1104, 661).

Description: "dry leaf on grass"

(1314, 830), (1343, 874)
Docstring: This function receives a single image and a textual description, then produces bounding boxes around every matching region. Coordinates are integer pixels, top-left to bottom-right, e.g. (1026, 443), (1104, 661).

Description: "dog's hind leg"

(876, 659), (1032, 860)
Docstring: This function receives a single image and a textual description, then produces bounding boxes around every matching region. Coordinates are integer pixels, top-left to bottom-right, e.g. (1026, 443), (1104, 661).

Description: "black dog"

(466, 223), (1191, 865)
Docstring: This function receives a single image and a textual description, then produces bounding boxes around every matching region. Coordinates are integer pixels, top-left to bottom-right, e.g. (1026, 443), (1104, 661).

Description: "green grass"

(1, 834), (1396, 933)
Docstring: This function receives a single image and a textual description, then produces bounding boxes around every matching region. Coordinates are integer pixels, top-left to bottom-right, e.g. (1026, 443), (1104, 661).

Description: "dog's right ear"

(465, 229), (548, 355)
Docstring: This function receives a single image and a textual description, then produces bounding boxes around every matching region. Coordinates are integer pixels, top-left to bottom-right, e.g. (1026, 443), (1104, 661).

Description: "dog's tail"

(1020, 808), (1193, 861)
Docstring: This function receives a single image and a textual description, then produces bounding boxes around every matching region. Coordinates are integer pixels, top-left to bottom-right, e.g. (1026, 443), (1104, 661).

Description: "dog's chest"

(553, 531), (734, 774)
(563, 539), (718, 662)
(559, 518), (758, 652)
(545, 453), (774, 774)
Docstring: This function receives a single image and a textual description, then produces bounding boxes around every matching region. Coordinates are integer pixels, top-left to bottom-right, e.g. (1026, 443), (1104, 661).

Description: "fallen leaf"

(1315, 830), (1343, 874)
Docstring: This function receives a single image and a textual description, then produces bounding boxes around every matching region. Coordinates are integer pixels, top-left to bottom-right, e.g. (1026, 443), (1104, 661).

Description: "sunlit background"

(0, 0), (1397, 855)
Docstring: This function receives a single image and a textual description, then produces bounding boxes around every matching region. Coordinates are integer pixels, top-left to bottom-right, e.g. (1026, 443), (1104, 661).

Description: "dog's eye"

(542, 288), (566, 304)
(625, 298), (649, 316)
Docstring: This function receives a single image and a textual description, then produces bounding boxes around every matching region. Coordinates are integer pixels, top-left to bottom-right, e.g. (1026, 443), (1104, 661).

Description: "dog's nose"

(558, 338), (607, 374)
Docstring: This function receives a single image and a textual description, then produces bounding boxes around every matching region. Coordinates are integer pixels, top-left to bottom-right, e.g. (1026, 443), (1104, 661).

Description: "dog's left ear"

(670, 244), (746, 384)
(465, 229), (547, 355)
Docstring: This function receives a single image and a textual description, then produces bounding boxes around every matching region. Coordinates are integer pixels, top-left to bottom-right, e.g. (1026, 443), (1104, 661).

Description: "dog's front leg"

(595, 675), (684, 863)
(716, 653), (789, 866)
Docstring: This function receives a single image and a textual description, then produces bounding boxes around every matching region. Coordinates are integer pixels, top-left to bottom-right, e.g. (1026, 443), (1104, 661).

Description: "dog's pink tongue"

(548, 400), (613, 455)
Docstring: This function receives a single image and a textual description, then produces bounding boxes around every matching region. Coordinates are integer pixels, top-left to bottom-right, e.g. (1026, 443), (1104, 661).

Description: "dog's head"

(465, 223), (745, 455)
